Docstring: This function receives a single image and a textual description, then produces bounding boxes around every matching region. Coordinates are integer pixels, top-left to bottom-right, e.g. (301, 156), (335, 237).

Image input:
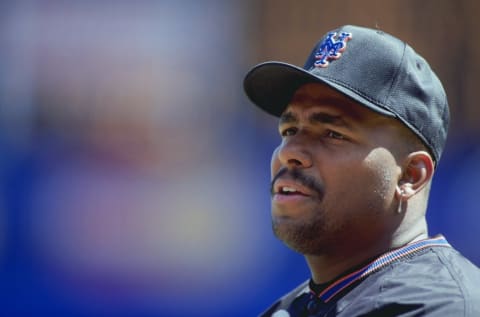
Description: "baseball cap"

(243, 25), (450, 163)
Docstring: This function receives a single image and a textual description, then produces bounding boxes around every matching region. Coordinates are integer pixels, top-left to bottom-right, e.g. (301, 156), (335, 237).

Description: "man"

(243, 25), (480, 317)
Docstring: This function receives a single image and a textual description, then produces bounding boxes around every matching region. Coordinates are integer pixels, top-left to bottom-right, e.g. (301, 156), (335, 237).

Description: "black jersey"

(260, 236), (480, 317)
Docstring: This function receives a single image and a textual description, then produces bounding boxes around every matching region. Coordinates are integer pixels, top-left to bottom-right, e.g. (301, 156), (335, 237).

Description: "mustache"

(270, 167), (325, 198)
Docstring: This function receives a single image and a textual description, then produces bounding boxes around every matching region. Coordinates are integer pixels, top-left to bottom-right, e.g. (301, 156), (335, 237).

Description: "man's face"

(270, 83), (404, 256)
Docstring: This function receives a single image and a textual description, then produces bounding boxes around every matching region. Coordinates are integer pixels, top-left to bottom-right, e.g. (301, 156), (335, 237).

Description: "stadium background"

(1, 1), (479, 316)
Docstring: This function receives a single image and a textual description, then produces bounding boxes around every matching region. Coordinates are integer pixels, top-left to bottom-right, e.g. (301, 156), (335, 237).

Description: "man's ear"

(395, 151), (434, 199)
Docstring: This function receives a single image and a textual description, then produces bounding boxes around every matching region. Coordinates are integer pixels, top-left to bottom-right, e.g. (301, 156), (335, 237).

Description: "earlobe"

(396, 151), (434, 198)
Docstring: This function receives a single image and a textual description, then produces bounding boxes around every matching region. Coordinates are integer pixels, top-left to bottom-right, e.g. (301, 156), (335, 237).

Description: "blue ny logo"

(314, 32), (352, 68)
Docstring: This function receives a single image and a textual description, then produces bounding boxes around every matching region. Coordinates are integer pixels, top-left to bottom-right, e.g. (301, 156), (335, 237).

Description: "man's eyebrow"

(279, 111), (350, 127)
(279, 112), (298, 125)
(309, 112), (349, 127)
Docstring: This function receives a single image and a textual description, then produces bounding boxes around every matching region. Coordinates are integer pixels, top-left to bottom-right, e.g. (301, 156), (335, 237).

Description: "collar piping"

(312, 235), (451, 303)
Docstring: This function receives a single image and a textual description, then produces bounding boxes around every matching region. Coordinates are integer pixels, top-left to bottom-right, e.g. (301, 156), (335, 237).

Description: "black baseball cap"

(243, 25), (450, 163)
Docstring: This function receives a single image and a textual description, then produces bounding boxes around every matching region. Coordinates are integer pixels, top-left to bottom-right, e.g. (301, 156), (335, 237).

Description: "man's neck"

(305, 249), (382, 284)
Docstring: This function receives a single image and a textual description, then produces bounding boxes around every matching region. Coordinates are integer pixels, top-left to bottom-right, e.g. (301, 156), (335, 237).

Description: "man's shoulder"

(355, 246), (480, 315)
(416, 246), (480, 304)
(432, 244), (480, 280)
(258, 280), (309, 317)
(389, 246), (480, 289)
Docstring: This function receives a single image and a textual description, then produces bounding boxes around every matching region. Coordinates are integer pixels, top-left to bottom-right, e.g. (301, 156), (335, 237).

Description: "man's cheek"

(270, 147), (282, 177)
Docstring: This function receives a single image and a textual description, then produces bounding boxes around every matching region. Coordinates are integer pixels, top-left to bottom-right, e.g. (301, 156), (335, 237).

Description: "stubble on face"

(272, 206), (340, 255)
(270, 168), (341, 255)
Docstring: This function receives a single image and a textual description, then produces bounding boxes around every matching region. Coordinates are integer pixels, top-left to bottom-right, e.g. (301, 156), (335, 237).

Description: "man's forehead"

(289, 83), (359, 110)
(278, 89), (400, 132)
(281, 83), (394, 127)
(283, 100), (350, 117)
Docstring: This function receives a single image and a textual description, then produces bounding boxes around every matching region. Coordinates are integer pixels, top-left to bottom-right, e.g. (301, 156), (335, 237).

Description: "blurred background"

(0, 0), (479, 316)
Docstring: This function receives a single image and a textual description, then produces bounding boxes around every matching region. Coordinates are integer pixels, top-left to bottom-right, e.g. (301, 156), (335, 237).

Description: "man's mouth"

(270, 168), (325, 200)
(279, 186), (302, 195)
(274, 180), (311, 197)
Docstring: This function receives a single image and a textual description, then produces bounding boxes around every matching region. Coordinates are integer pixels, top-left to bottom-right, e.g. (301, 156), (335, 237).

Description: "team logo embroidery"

(314, 31), (352, 68)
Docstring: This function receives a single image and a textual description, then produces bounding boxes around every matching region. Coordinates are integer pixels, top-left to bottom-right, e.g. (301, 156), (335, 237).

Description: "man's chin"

(272, 218), (324, 255)
(272, 220), (320, 254)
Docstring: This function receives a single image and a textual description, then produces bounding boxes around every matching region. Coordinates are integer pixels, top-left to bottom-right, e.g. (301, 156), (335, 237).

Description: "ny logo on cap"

(314, 32), (352, 68)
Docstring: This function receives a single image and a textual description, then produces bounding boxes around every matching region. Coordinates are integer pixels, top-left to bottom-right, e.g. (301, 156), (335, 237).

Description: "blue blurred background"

(0, 1), (479, 316)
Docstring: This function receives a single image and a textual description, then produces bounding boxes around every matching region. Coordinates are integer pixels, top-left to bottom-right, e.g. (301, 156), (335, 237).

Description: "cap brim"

(243, 61), (396, 118)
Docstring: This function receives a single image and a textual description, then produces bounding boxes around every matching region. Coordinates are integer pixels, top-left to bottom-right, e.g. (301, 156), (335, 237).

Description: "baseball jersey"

(260, 235), (480, 317)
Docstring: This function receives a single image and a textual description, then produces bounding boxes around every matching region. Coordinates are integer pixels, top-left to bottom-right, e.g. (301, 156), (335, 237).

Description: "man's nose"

(276, 137), (313, 168)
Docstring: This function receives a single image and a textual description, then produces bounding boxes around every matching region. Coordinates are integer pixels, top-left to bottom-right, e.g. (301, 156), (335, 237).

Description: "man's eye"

(281, 127), (297, 137)
(325, 130), (345, 139)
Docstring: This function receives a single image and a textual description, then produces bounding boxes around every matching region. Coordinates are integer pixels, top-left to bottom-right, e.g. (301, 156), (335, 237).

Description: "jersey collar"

(311, 235), (451, 303)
